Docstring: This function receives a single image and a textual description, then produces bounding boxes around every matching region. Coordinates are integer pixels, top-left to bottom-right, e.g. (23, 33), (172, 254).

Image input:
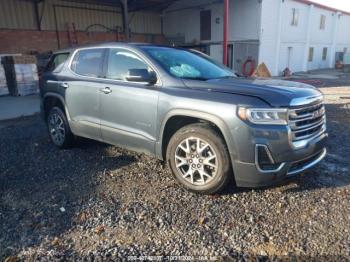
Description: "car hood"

(183, 78), (323, 107)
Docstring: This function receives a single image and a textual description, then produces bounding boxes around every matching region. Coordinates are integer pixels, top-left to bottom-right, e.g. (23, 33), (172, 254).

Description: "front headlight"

(238, 107), (288, 125)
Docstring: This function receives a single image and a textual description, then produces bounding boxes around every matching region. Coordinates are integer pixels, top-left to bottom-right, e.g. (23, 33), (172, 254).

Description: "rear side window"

(45, 53), (69, 73)
(71, 49), (105, 77)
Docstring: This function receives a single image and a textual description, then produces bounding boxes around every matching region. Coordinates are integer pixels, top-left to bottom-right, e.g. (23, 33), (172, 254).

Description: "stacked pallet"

(0, 63), (9, 96)
(2, 55), (39, 96)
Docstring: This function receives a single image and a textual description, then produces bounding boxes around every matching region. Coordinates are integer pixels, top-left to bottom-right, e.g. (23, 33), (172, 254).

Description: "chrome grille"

(288, 102), (326, 142)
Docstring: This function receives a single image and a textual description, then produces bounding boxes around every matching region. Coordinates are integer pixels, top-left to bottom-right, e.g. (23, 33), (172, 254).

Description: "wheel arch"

(43, 93), (71, 121)
(157, 109), (236, 165)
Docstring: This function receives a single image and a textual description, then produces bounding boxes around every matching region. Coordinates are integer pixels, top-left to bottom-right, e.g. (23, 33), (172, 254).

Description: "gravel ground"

(1, 89), (350, 261)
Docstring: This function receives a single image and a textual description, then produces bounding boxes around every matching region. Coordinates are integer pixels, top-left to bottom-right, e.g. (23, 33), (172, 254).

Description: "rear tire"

(166, 123), (232, 194)
(47, 106), (74, 149)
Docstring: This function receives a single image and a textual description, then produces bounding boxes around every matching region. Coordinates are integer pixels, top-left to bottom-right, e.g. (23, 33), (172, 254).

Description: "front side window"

(71, 49), (105, 77)
(106, 48), (149, 81)
(142, 46), (235, 80)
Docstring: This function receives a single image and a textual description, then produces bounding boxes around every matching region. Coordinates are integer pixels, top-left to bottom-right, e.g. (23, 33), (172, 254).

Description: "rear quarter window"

(45, 53), (70, 73)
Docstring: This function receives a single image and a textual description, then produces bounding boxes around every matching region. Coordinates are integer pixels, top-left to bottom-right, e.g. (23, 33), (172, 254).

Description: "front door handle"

(100, 87), (112, 94)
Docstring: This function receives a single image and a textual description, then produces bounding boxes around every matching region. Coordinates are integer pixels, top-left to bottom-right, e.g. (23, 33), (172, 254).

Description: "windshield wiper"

(209, 75), (236, 80)
(182, 77), (209, 81)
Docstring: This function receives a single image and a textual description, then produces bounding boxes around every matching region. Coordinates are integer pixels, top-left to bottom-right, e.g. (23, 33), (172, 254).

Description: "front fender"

(155, 109), (238, 166)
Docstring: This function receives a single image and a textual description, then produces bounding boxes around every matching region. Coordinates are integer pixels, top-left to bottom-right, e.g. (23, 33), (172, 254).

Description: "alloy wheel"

(48, 112), (66, 146)
(174, 137), (218, 185)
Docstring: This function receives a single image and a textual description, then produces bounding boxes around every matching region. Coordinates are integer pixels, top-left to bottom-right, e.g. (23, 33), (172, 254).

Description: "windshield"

(141, 46), (236, 80)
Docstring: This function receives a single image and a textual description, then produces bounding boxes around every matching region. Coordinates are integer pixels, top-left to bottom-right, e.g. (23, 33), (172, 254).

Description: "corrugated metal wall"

(0, 0), (37, 29)
(0, 0), (161, 34)
(50, 4), (123, 32)
(130, 12), (162, 34)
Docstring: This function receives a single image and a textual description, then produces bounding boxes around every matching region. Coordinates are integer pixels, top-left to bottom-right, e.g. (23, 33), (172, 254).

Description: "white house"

(163, 0), (350, 76)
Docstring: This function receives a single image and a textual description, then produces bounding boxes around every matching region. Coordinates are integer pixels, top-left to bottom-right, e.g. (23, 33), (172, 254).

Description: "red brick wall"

(0, 29), (166, 54)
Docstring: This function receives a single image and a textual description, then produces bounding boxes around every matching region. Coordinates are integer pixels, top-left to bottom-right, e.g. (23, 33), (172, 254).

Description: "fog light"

(256, 145), (274, 165)
(255, 144), (282, 171)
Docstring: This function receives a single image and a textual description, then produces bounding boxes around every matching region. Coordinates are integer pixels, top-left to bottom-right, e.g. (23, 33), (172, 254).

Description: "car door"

(99, 48), (160, 154)
(65, 48), (107, 141)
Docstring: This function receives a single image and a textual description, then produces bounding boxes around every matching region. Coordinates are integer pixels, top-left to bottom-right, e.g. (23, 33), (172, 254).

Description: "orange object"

(242, 58), (255, 76)
(252, 63), (272, 78)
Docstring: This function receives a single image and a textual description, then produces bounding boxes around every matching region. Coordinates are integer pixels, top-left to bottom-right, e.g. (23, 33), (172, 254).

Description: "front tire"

(47, 106), (74, 149)
(166, 123), (232, 194)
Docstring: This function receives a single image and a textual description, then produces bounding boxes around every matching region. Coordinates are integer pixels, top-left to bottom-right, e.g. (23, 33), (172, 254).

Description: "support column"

(302, 4), (314, 72)
(33, 0), (41, 31)
(121, 0), (130, 41)
(223, 0), (229, 65)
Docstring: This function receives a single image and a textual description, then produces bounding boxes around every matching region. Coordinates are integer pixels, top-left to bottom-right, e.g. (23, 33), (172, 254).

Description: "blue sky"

(312, 0), (350, 12)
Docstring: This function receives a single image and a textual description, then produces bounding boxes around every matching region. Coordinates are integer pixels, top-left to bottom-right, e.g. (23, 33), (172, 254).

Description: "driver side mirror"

(126, 69), (157, 85)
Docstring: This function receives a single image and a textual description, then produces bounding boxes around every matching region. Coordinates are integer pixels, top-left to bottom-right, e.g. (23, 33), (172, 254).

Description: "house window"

(287, 47), (293, 68)
(320, 15), (326, 30)
(291, 8), (299, 26)
(308, 47), (314, 62)
(322, 47), (328, 60)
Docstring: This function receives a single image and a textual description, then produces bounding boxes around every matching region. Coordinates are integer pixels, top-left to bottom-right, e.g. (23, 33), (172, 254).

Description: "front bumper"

(232, 132), (328, 188)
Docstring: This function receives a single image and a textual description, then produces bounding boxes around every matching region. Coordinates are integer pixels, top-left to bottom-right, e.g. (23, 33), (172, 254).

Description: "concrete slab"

(0, 95), (40, 121)
(277, 68), (350, 88)
(292, 69), (346, 79)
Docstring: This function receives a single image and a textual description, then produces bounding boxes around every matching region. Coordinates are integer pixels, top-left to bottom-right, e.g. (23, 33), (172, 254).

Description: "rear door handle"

(60, 82), (69, 89)
(100, 87), (112, 94)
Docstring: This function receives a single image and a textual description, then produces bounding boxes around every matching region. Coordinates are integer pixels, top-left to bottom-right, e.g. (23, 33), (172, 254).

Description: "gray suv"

(40, 43), (327, 194)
